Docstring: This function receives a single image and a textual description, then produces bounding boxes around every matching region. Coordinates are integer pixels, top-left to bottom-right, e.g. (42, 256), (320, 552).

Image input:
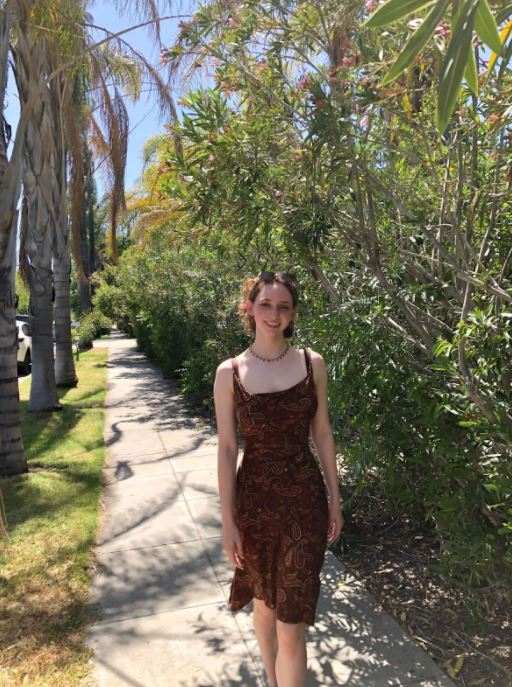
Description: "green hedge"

(94, 243), (512, 613)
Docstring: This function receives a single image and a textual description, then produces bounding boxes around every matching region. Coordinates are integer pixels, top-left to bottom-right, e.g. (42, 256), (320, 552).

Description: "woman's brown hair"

(239, 270), (298, 338)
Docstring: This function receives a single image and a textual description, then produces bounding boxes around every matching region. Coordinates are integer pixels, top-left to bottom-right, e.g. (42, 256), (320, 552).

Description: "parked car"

(51, 320), (80, 341)
(16, 314), (30, 323)
(16, 320), (32, 375)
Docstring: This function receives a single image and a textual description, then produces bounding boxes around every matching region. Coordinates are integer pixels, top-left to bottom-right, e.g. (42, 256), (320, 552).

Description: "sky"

(4, 0), (191, 195)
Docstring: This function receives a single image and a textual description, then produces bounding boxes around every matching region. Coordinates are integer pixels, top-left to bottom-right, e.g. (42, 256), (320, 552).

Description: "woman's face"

(246, 282), (296, 336)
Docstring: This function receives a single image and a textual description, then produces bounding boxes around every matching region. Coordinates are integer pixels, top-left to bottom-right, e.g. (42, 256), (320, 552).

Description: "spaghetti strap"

(231, 357), (240, 380)
(303, 347), (312, 375)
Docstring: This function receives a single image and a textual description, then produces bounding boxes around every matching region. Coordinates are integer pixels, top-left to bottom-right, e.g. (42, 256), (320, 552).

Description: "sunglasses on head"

(258, 270), (296, 283)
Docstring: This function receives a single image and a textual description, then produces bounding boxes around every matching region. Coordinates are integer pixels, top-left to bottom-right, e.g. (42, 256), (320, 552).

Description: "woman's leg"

(253, 599), (278, 686)
(275, 620), (307, 687)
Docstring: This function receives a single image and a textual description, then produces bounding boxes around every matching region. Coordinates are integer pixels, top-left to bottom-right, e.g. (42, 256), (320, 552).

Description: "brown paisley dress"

(228, 348), (329, 626)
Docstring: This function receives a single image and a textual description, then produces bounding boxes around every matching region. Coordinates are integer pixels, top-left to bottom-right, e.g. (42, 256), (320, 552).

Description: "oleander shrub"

(78, 310), (112, 349)
(303, 292), (512, 612)
(96, 237), (512, 611)
(94, 238), (249, 407)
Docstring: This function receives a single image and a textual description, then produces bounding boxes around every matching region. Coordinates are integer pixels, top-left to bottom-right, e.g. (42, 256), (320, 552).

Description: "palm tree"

(53, 77), (80, 388)
(0, 0), (28, 474)
(13, 16), (61, 410)
(78, 146), (95, 314)
(1, 0), (182, 465)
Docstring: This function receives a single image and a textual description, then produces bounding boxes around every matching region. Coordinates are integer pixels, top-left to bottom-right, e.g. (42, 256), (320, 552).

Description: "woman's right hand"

(222, 519), (245, 570)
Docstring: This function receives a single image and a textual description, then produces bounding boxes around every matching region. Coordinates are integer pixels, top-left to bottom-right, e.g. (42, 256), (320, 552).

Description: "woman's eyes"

(260, 303), (289, 310)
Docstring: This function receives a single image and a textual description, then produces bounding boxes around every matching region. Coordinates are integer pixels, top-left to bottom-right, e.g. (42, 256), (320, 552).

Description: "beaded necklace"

(249, 344), (290, 363)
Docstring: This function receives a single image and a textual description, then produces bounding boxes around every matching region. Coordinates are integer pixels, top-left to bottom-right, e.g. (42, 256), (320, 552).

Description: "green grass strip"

(0, 347), (108, 686)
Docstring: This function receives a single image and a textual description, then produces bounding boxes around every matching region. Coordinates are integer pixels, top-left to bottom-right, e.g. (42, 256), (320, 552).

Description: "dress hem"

(229, 595), (317, 626)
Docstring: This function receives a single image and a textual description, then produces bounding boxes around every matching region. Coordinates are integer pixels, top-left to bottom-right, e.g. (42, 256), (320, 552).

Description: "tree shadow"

(104, 342), (216, 440)
(1, 460), (103, 535)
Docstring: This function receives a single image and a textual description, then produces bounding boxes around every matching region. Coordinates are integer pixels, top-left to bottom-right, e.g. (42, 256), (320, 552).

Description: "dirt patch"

(333, 477), (511, 687)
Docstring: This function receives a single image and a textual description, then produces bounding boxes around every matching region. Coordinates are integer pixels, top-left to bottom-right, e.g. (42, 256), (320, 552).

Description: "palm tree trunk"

(28, 307), (59, 410)
(0, 2), (27, 475)
(77, 147), (96, 313)
(79, 198), (92, 313)
(52, 77), (78, 388)
(88, 192), (96, 275)
(23, 179), (61, 410)
(0, 209), (27, 475)
(53, 251), (77, 388)
(14, 28), (62, 412)
(54, 251), (78, 387)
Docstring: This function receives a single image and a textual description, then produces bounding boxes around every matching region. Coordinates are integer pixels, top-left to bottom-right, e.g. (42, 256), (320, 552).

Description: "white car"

(16, 320), (32, 375)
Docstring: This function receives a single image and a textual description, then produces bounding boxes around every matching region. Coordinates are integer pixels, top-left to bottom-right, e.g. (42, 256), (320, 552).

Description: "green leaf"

(381, 0), (450, 86)
(450, 0), (464, 27)
(437, 0), (480, 132)
(464, 44), (478, 97)
(364, 0), (436, 28)
(475, 0), (502, 54)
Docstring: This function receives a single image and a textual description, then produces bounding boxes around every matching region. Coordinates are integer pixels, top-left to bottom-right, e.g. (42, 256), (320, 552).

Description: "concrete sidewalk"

(87, 333), (455, 687)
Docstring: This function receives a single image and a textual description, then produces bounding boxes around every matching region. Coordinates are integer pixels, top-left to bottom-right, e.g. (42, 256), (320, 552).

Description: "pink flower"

(434, 22), (451, 38)
(297, 75), (310, 91)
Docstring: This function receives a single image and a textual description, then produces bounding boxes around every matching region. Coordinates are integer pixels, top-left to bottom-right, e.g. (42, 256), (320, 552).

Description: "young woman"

(214, 270), (344, 687)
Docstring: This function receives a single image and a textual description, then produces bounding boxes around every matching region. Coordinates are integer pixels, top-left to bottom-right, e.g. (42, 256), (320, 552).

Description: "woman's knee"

(276, 620), (305, 655)
(253, 599), (277, 624)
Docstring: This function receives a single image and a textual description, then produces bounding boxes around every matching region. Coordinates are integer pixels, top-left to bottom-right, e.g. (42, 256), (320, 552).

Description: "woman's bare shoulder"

(305, 348), (328, 383)
(306, 348), (326, 365)
(214, 358), (235, 396)
(215, 357), (235, 379)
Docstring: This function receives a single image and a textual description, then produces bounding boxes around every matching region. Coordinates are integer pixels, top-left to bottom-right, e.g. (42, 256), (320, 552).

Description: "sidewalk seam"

(92, 599), (227, 627)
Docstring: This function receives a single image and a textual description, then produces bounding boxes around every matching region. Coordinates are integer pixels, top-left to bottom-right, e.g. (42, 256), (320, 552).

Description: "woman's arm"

(213, 360), (245, 569)
(310, 350), (344, 543)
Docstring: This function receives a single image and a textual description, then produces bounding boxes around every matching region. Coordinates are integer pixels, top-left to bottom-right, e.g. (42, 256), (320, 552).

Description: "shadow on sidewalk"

(104, 342), (216, 447)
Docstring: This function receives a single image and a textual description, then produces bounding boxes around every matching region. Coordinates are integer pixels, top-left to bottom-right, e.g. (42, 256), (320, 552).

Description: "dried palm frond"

(94, 30), (182, 160)
(88, 111), (110, 161)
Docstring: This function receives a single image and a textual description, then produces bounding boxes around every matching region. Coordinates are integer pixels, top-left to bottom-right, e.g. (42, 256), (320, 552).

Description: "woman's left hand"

(327, 500), (344, 543)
